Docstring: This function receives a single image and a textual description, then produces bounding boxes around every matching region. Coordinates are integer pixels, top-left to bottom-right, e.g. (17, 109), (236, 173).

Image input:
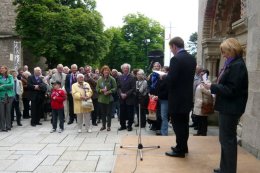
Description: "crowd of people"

(0, 36), (248, 173)
(0, 61), (178, 134)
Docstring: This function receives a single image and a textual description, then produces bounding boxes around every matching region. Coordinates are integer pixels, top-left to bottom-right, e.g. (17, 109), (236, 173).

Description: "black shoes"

(92, 123), (98, 126)
(17, 123), (22, 126)
(31, 123), (36, 127)
(118, 127), (126, 131)
(67, 121), (73, 125)
(171, 146), (189, 154)
(36, 123), (42, 125)
(127, 127), (133, 131)
(213, 168), (220, 173)
(100, 127), (106, 131)
(193, 134), (207, 136)
(165, 151), (185, 158)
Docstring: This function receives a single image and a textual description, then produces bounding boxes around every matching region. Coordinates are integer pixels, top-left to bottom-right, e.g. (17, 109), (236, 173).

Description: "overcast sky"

(95, 0), (198, 43)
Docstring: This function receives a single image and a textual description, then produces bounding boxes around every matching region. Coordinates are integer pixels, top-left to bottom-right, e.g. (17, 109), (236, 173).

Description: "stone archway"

(201, 0), (246, 82)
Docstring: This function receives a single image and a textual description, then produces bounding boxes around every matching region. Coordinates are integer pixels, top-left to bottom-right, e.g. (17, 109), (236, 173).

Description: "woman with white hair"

(72, 74), (93, 133)
(135, 69), (148, 128)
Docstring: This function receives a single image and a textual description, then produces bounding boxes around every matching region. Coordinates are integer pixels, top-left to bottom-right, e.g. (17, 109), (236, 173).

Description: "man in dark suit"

(117, 63), (136, 131)
(27, 67), (47, 126)
(65, 64), (78, 124)
(165, 37), (196, 158)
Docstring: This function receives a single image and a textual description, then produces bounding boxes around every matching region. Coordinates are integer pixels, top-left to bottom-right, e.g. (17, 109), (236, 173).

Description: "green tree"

(187, 32), (198, 57)
(15, 0), (108, 68)
(101, 27), (131, 70)
(122, 13), (164, 69)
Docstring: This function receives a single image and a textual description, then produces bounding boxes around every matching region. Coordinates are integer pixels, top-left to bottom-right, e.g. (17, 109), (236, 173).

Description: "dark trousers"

(11, 98), (22, 125)
(91, 98), (98, 124)
(197, 116), (208, 135)
(191, 113), (199, 126)
(120, 103), (134, 128)
(219, 113), (241, 173)
(171, 113), (189, 153)
(31, 97), (44, 125)
(68, 94), (76, 122)
(22, 98), (30, 118)
(99, 102), (112, 128)
(52, 109), (64, 130)
(0, 97), (13, 130)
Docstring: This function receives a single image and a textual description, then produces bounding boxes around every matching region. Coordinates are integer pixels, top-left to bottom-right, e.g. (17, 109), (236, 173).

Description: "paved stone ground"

(0, 116), (219, 173)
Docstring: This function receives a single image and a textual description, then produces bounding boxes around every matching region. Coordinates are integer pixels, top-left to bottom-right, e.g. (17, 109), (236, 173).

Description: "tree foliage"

(103, 13), (164, 70)
(15, 0), (108, 68)
(187, 32), (198, 57)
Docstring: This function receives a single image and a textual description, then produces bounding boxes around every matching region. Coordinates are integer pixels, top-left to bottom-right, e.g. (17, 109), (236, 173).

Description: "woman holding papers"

(193, 69), (213, 136)
(203, 38), (248, 173)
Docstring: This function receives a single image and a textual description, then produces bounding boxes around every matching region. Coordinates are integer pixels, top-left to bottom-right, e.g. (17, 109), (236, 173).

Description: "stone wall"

(197, 0), (208, 66)
(241, 0), (260, 159)
(0, 36), (22, 69)
(0, 0), (22, 69)
(0, 0), (17, 35)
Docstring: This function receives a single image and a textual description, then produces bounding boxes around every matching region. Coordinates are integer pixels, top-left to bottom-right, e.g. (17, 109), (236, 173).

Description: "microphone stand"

(120, 93), (160, 161)
(146, 60), (154, 74)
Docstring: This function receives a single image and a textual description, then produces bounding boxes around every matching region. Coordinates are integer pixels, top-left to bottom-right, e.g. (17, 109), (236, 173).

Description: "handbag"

(81, 99), (93, 109)
(201, 94), (214, 114)
(81, 85), (93, 109)
(147, 97), (157, 111)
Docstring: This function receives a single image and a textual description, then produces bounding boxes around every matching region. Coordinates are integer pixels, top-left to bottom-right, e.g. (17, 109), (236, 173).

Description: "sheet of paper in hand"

(152, 70), (167, 76)
(202, 73), (208, 83)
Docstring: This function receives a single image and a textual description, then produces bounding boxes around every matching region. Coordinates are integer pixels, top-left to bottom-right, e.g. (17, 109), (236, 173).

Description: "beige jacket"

(193, 82), (213, 116)
(72, 82), (93, 114)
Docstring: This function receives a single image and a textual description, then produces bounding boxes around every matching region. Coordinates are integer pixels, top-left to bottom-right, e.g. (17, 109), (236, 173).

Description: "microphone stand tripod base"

(120, 103), (160, 161)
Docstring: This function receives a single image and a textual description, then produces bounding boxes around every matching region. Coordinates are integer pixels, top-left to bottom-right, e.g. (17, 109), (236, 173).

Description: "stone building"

(0, 0), (22, 69)
(197, 0), (260, 158)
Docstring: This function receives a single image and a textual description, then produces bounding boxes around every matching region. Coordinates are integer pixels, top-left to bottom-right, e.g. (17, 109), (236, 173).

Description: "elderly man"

(84, 65), (98, 126)
(50, 64), (67, 88)
(117, 63), (136, 131)
(23, 65), (31, 76)
(65, 64), (78, 124)
(27, 67), (47, 126)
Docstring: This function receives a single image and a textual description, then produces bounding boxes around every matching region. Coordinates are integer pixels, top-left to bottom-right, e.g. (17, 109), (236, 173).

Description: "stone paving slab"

(58, 135), (84, 147)
(65, 160), (97, 172)
(34, 165), (66, 173)
(40, 134), (67, 144)
(88, 151), (114, 156)
(38, 144), (67, 156)
(0, 160), (15, 171)
(7, 154), (22, 160)
(6, 155), (46, 172)
(41, 155), (60, 165)
(60, 151), (88, 160)
(14, 150), (39, 155)
(9, 143), (47, 151)
(78, 143), (115, 151)
(0, 117), (220, 172)
(96, 155), (116, 172)
(0, 150), (15, 159)
(54, 160), (70, 166)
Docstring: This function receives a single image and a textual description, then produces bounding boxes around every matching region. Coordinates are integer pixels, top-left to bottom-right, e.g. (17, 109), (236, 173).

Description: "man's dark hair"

(169, 37), (184, 48)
